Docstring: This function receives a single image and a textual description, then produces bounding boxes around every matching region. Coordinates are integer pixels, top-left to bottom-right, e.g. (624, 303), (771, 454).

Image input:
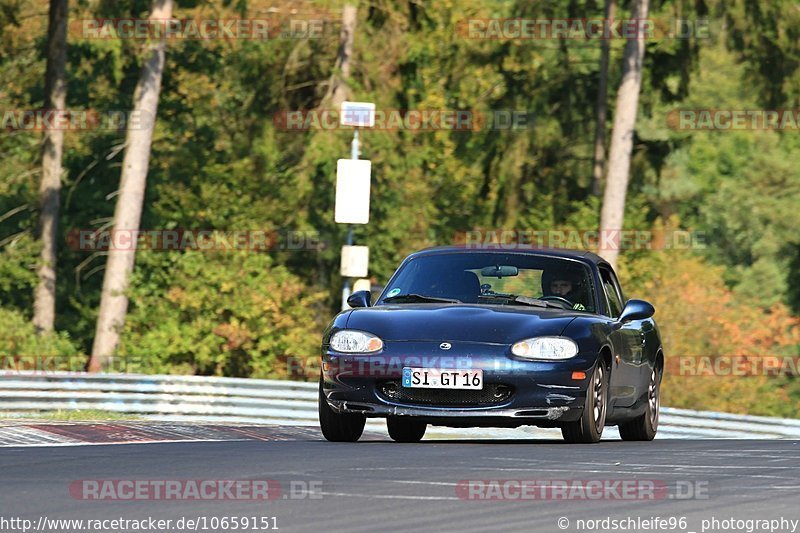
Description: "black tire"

(318, 381), (365, 442)
(386, 417), (427, 443)
(561, 361), (608, 444)
(618, 365), (661, 441)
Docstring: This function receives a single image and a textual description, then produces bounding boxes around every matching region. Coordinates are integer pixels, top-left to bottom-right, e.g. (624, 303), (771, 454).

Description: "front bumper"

(321, 341), (597, 427)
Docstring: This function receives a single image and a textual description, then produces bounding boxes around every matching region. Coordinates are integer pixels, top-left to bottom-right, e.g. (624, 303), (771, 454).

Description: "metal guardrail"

(2, 372), (800, 439)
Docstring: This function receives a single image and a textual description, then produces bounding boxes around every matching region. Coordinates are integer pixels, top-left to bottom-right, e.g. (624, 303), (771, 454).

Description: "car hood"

(345, 304), (582, 344)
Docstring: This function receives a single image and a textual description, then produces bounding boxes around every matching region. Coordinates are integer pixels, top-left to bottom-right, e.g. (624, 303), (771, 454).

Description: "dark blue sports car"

(319, 247), (663, 443)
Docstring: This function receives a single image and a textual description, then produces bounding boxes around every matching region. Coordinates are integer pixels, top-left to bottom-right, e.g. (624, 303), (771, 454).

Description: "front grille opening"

(377, 381), (513, 406)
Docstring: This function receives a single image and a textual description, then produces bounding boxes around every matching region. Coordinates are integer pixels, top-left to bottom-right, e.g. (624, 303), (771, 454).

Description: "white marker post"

(336, 102), (375, 310)
(340, 245), (369, 278)
(335, 160), (371, 225)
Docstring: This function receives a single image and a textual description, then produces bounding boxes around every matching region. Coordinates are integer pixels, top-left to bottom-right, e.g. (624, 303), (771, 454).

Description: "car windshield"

(378, 252), (596, 312)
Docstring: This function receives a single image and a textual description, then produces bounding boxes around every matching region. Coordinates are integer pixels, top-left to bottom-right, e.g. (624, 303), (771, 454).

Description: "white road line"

(487, 458), (800, 471)
(733, 486), (800, 489)
(388, 480), (460, 486)
(0, 438), (250, 448)
(320, 491), (460, 501)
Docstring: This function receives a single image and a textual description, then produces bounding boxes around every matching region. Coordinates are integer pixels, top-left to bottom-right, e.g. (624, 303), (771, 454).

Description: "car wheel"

(318, 381), (366, 442)
(618, 365), (661, 441)
(386, 417), (427, 443)
(561, 361), (608, 444)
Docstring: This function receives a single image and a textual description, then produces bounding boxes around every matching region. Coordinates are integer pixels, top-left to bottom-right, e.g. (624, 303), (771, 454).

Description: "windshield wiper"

(480, 294), (562, 308)
(383, 293), (461, 304)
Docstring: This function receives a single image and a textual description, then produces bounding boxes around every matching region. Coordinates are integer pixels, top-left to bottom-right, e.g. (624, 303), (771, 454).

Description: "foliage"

(0, 306), (81, 357)
(120, 249), (325, 378)
(623, 247), (800, 417)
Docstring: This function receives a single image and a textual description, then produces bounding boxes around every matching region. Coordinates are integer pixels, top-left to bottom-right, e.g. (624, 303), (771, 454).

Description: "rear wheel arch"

(618, 351), (661, 441)
(599, 345), (613, 372)
(654, 349), (664, 374)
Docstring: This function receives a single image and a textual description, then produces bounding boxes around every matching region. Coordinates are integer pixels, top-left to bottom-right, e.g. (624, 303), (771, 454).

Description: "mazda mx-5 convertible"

(319, 247), (663, 444)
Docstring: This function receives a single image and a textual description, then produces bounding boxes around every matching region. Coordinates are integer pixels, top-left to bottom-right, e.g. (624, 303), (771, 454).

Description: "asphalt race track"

(2, 426), (799, 533)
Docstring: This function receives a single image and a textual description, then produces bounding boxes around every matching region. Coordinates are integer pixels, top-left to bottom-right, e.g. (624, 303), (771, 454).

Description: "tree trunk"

(591, 0), (616, 197)
(32, 0), (68, 333)
(598, 0), (649, 270)
(88, 0), (173, 372)
(323, 4), (357, 108)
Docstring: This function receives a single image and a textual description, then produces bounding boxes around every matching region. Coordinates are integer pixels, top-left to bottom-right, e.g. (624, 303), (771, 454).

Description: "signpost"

(340, 101), (376, 128)
(340, 245), (369, 278)
(336, 101), (375, 310)
(334, 160), (371, 225)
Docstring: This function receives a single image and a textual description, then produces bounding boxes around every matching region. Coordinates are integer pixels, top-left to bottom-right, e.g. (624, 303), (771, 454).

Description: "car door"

(599, 266), (641, 407)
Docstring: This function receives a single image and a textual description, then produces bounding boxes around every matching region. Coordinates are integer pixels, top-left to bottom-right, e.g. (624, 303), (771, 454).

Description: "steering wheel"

(539, 295), (574, 309)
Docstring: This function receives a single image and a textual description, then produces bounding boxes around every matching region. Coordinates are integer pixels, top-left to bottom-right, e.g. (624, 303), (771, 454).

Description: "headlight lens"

(511, 336), (578, 360)
(329, 330), (384, 353)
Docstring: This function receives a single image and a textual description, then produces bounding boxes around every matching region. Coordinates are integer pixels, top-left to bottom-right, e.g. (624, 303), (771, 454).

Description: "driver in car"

(544, 274), (587, 311)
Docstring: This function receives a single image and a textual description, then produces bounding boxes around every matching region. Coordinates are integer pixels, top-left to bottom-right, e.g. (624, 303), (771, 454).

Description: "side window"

(608, 268), (626, 305)
(600, 267), (623, 318)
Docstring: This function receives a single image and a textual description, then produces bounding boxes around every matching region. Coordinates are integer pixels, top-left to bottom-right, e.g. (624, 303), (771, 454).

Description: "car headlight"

(329, 330), (384, 353)
(511, 336), (578, 360)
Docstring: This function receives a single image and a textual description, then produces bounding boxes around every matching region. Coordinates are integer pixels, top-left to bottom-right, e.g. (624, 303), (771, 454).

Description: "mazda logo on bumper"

(439, 342), (452, 350)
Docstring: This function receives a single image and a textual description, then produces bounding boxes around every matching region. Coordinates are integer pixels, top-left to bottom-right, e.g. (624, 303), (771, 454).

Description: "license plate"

(402, 367), (483, 390)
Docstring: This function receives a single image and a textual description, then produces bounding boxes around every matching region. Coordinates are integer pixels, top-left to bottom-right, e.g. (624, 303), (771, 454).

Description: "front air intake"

(378, 381), (513, 407)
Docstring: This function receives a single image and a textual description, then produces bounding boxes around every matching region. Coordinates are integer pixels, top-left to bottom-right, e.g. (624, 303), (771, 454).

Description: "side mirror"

(347, 290), (371, 308)
(619, 299), (655, 322)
